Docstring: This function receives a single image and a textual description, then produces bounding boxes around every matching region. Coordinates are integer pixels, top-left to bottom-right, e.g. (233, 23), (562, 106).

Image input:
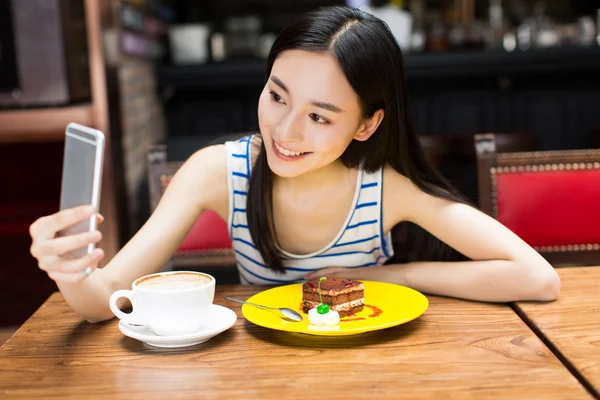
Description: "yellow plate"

(241, 281), (429, 336)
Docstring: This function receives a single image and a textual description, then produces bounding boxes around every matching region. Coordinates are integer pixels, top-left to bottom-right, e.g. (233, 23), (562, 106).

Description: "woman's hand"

(304, 266), (372, 281)
(29, 205), (105, 283)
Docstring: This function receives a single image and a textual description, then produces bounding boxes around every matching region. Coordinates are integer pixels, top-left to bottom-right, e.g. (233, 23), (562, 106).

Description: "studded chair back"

(475, 133), (600, 266)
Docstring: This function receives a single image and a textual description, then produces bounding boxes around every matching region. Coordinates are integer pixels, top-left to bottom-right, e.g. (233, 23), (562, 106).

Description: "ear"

(353, 109), (384, 142)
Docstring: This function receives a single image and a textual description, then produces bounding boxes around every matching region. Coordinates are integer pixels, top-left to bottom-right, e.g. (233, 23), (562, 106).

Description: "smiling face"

(257, 50), (380, 179)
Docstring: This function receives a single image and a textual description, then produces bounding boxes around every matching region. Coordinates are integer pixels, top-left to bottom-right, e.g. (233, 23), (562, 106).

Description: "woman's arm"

(386, 167), (560, 302)
(30, 145), (230, 322)
(307, 167), (560, 302)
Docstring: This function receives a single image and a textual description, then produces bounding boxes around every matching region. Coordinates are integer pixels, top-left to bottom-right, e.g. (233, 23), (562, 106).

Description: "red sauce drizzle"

(365, 304), (383, 318)
(307, 282), (315, 289)
(340, 304), (383, 322)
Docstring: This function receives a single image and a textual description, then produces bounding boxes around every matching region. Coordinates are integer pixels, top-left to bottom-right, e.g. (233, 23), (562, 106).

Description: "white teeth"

(275, 141), (304, 157)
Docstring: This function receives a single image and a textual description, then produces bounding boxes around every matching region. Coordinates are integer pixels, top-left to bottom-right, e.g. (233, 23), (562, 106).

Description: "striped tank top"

(225, 134), (394, 284)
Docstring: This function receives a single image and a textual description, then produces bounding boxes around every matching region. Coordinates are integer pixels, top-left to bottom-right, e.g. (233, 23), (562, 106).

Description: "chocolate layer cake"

(302, 277), (364, 318)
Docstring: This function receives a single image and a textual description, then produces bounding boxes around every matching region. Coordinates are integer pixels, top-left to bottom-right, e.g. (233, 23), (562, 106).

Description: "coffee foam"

(137, 272), (212, 291)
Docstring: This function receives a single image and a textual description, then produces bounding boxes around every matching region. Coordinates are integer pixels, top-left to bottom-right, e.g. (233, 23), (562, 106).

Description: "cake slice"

(301, 277), (364, 318)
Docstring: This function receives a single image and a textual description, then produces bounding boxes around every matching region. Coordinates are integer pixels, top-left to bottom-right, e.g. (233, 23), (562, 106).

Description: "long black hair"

(247, 6), (467, 273)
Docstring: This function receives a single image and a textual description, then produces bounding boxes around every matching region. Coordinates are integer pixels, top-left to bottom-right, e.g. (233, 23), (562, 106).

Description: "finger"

(304, 267), (347, 280)
(37, 255), (60, 272)
(47, 269), (94, 284)
(36, 230), (102, 257)
(38, 249), (103, 275)
(97, 214), (104, 224)
(303, 271), (320, 281)
(30, 205), (95, 241)
(55, 249), (104, 274)
(304, 269), (327, 280)
(39, 255), (93, 283)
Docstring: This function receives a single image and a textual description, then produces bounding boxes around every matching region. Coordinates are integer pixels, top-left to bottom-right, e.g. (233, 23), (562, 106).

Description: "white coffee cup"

(109, 271), (215, 336)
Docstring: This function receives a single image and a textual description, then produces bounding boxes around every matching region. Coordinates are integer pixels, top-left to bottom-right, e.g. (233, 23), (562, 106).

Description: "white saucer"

(118, 304), (237, 348)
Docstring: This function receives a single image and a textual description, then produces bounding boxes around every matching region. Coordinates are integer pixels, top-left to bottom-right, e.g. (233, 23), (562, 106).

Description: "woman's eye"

(310, 113), (330, 124)
(269, 91), (285, 104)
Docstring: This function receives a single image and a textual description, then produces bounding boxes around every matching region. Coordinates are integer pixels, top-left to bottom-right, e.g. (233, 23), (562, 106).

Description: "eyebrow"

(270, 76), (345, 113)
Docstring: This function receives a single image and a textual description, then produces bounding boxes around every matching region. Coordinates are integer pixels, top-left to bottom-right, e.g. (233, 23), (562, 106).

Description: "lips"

(271, 139), (311, 161)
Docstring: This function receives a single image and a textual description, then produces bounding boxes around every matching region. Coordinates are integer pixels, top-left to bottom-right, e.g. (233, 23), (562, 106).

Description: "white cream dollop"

(308, 308), (340, 326)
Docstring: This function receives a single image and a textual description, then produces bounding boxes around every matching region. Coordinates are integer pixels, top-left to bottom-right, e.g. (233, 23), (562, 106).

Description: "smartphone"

(58, 123), (105, 259)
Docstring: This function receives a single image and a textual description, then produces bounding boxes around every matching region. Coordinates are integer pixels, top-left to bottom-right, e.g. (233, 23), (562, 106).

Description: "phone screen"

(59, 123), (105, 258)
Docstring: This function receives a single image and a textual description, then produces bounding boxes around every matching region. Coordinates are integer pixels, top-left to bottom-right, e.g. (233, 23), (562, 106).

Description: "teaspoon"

(224, 296), (304, 322)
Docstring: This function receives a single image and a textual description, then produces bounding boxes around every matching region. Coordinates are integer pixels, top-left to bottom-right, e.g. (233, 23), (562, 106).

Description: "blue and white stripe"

(225, 135), (394, 284)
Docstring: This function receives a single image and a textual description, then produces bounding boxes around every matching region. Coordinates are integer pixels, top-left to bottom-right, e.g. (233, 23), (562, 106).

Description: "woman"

(28, 6), (560, 323)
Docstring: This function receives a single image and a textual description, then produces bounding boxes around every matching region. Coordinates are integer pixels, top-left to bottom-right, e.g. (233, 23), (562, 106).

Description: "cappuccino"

(109, 271), (216, 336)
(137, 272), (211, 291)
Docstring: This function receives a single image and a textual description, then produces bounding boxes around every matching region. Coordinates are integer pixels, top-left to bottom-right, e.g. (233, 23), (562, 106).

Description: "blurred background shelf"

(0, 104), (93, 143)
(157, 47), (600, 89)
(403, 47), (600, 79)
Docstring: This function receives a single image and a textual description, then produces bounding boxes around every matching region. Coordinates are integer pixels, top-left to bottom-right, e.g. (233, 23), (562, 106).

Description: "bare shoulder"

(184, 143), (228, 177)
(167, 144), (229, 217)
(382, 164), (423, 197)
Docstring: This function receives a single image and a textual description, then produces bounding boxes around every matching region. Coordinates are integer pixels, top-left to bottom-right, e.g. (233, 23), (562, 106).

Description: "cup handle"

(109, 290), (145, 326)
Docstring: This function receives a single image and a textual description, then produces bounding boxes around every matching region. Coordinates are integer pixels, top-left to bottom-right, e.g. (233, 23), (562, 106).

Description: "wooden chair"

(475, 133), (600, 266)
(147, 145), (239, 283)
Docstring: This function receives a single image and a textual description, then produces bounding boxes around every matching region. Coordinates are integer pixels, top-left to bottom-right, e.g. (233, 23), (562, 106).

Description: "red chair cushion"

(176, 210), (232, 254)
(495, 169), (600, 247)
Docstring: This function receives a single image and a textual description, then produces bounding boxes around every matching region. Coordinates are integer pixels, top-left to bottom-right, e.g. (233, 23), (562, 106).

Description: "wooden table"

(515, 266), (600, 399)
(0, 285), (592, 399)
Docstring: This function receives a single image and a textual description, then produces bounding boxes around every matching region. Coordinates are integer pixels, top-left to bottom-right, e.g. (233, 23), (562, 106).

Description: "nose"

(275, 109), (303, 143)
